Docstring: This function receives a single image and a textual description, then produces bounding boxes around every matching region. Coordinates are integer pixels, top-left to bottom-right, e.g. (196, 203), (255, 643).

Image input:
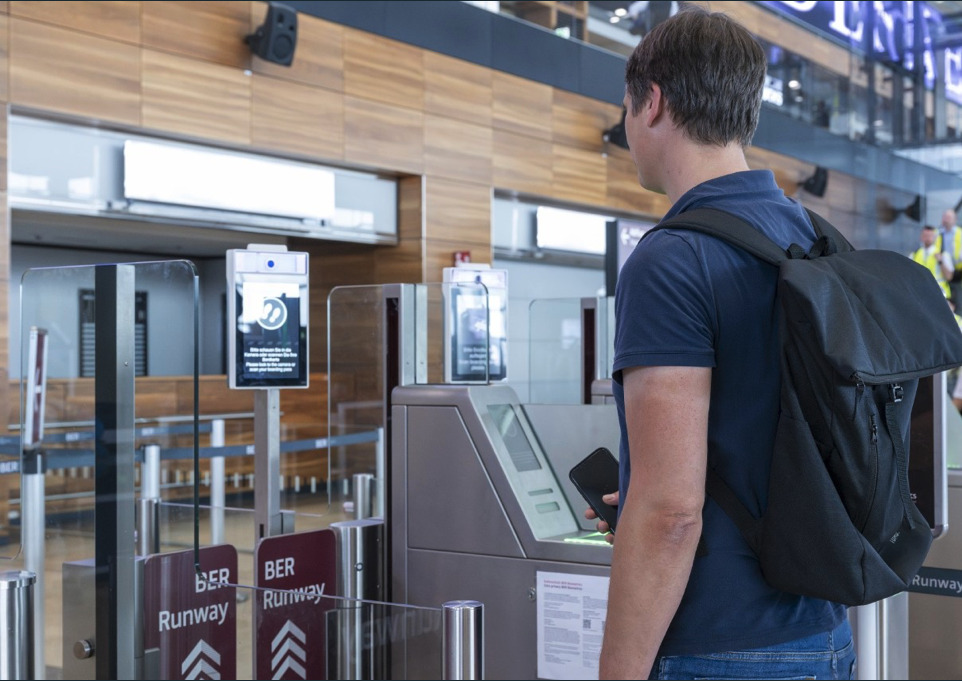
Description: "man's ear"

(645, 83), (666, 127)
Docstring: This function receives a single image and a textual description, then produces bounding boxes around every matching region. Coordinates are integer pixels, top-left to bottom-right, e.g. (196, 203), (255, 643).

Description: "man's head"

(943, 209), (957, 230)
(922, 225), (938, 247)
(624, 7), (766, 147)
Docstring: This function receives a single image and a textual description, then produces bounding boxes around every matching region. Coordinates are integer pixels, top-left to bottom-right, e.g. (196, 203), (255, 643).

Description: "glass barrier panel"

(327, 285), (388, 520)
(528, 297), (584, 404)
(19, 260), (199, 679)
(327, 283), (496, 518)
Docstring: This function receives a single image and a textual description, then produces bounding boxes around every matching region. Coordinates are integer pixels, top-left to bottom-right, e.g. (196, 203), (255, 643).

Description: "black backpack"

(648, 206), (962, 606)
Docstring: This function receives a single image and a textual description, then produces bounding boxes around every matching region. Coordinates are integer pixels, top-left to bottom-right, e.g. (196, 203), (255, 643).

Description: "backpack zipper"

(862, 412), (880, 533)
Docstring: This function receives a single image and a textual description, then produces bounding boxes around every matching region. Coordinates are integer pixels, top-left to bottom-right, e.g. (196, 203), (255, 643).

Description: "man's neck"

(661, 141), (752, 205)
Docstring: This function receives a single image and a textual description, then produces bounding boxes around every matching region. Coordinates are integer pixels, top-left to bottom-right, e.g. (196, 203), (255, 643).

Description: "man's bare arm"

(598, 365), (711, 679)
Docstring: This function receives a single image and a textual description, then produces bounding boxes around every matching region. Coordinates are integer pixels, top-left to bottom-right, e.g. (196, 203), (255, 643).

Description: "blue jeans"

(650, 620), (856, 680)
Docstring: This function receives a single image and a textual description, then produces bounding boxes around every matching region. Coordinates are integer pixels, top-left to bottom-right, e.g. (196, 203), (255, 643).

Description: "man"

(939, 208), (962, 298)
(591, 8), (853, 679)
(911, 224), (953, 298)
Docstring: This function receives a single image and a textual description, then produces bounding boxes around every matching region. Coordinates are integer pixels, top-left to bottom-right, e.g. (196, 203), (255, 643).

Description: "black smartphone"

(569, 447), (620, 533)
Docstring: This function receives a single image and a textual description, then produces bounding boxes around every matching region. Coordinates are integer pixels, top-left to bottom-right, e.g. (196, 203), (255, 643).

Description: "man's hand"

(585, 491), (619, 543)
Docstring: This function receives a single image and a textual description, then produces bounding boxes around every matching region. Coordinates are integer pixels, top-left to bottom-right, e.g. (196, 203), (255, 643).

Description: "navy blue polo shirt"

(612, 170), (846, 656)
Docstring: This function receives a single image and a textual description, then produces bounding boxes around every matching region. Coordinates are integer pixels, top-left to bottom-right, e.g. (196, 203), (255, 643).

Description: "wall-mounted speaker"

(801, 166), (828, 198)
(602, 108), (629, 150)
(246, 2), (298, 67)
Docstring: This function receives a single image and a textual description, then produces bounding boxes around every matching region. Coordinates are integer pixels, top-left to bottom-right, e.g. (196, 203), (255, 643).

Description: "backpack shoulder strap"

(804, 208), (855, 253)
(649, 206), (853, 263)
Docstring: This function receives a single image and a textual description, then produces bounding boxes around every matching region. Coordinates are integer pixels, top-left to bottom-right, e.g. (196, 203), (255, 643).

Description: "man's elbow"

(650, 505), (703, 547)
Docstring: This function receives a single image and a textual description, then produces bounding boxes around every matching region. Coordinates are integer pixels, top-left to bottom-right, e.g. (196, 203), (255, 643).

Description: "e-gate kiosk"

(384, 282), (621, 680)
(382, 280), (956, 680)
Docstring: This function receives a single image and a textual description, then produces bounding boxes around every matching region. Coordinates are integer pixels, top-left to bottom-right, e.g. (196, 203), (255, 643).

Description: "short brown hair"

(625, 7), (766, 147)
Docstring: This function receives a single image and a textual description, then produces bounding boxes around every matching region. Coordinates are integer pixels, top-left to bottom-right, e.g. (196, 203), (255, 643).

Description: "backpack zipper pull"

(870, 413), (878, 444)
(853, 379), (865, 419)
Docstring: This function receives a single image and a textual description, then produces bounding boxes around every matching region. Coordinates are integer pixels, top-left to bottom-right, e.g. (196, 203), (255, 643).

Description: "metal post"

(327, 519), (384, 680)
(21, 451), (44, 680)
(375, 427), (385, 519)
(137, 444), (161, 556)
(353, 473), (374, 520)
(854, 602), (878, 681)
(94, 264), (137, 681)
(878, 593), (909, 680)
(442, 600), (483, 681)
(210, 419), (226, 545)
(0, 571), (35, 681)
(254, 389), (282, 539)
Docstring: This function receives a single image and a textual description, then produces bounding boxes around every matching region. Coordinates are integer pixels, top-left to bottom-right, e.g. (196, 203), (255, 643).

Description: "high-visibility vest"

(911, 246), (951, 297)
(936, 227), (962, 271)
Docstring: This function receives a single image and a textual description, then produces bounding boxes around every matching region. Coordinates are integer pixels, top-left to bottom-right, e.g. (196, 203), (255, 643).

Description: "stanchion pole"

(138, 445), (161, 556)
(353, 473), (374, 520)
(442, 600), (483, 680)
(327, 519), (384, 680)
(210, 419), (226, 545)
(0, 570), (35, 680)
(21, 451), (44, 680)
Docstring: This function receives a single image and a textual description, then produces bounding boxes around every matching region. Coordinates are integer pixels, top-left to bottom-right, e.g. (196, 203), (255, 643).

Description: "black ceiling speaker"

(246, 2), (298, 66)
(801, 166), (828, 197)
(904, 194), (923, 222)
(602, 108), (630, 150)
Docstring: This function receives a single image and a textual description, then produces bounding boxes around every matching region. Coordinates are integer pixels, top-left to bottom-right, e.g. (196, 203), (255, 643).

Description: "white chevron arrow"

(272, 656), (307, 680)
(184, 659), (221, 680)
(271, 637), (307, 669)
(271, 620), (306, 651)
(181, 639), (221, 674)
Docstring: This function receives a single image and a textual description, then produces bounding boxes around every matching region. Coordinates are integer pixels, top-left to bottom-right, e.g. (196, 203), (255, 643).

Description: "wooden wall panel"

(343, 29), (424, 111)
(0, 190), (7, 432)
(553, 90), (618, 152)
(142, 49), (251, 145)
(0, 14), (8, 104)
(425, 239), (491, 279)
(424, 114), (492, 184)
(142, 0), (251, 68)
(375, 238), (425, 284)
(493, 128), (553, 196)
(251, 74), (344, 161)
(9, 17), (141, 126)
(424, 176), (491, 248)
(492, 71), (553, 140)
(552, 144), (608, 206)
(398, 175), (424, 242)
(10, 1), (140, 44)
(423, 52), (493, 127)
(605, 148), (670, 217)
(343, 95), (423, 174)
(252, 14), (344, 92)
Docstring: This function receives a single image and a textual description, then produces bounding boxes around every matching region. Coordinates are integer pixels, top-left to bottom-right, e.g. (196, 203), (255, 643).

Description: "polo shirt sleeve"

(612, 230), (716, 381)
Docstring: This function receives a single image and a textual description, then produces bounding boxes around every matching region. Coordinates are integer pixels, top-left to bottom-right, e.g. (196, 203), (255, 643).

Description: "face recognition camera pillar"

(226, 244), (309, 390)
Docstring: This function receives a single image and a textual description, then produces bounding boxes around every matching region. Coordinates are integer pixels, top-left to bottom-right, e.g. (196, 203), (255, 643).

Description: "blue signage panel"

(759, 1), (962, 104)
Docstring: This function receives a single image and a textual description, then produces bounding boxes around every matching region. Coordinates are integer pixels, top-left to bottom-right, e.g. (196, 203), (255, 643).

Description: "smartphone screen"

(569, 447), (620, 533)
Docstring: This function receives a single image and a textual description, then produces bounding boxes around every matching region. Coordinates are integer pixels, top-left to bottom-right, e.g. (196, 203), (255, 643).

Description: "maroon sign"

(144, 545), (237, 680)
(254, 529), (337, 680)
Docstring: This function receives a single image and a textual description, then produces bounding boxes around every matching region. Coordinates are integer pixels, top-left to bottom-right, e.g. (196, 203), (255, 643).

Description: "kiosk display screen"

(233, 279), (307, 388)
(488, 403), (541, 472)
